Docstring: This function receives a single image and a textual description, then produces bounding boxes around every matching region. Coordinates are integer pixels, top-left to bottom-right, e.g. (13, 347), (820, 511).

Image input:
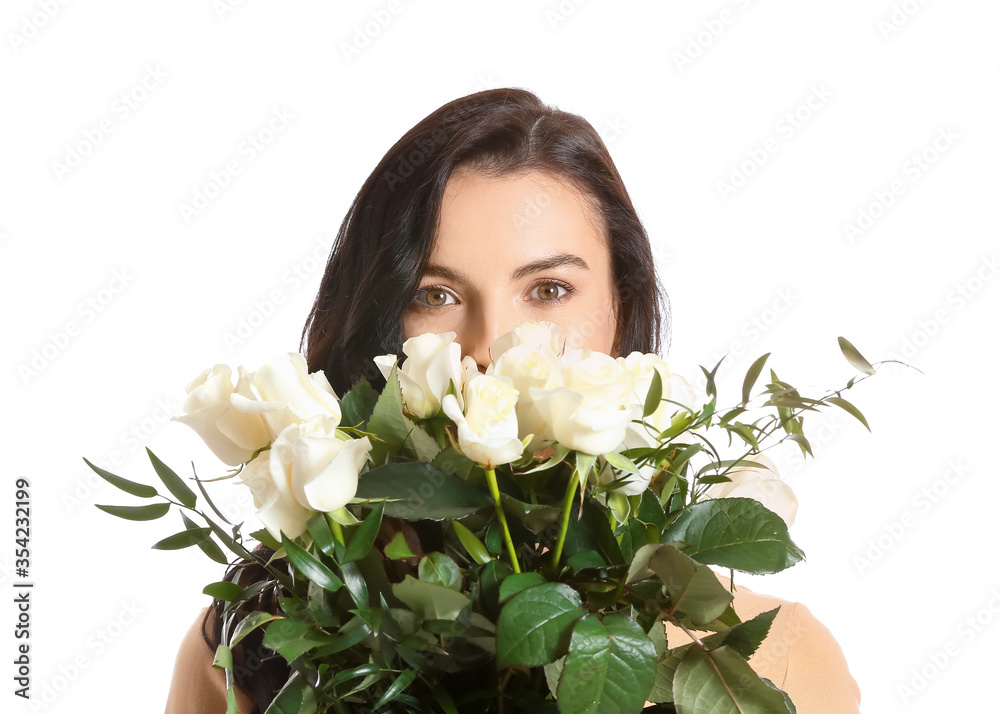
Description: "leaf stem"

(484, 467), (520, 574)
(550, 472), (577, 573)
(328, 515), (345, 545)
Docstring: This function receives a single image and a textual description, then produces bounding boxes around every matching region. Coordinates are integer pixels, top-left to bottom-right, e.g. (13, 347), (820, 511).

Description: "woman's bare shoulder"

(163, 606), (256, 714)
(662, 570), (861, 714)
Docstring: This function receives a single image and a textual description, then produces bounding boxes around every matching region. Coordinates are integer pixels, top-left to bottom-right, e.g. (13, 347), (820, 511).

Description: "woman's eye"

(414, 287), (456, 307)
(532, 281), (571, 302)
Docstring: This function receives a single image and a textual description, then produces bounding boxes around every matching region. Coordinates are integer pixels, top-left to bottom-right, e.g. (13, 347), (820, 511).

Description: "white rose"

(441, 374), (524, 468)
(172, 364), (272, 466)
(487, 339), (563, 452)
(704, 453), (798, 526)
(232, 352), (342, 439)
(373, 331), (465, 418)
(489, 320), (564, 362)
(236, 450), (312, 541)
(256, 415), (373, 540)
(529, 348), (635, 456)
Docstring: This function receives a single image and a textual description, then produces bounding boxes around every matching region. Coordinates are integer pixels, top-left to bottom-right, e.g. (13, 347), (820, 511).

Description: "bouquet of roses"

(87, 320), (894, 713)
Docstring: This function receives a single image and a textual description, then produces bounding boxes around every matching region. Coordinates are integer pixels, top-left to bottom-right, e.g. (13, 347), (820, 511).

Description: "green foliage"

(92, 337), (897, 712)
(662, 498), (805, 575)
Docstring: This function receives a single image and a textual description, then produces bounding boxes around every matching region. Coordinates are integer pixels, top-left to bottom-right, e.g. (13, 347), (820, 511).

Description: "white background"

(3, 1), (998, 712)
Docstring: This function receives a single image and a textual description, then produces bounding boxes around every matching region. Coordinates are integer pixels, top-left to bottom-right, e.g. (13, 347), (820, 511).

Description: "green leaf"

(643, 367), (663, 418)
(645, 545), (734, 626)
(498, 572), (546, 605)
(673, 645), (794, 713)
(341, 560), (370, 611)
(250, 527), (282, 551)
(432, 445), (477, 480)
(557, 614), (657, 714)
(603, 450), (640, 475)
(231, 611), (279, 646)
(618, 519), (650, 563)
(202, 581), (243, 601)
(306, 512), (338, 560)
(366, 362), (406, 446)
(662, 498), (805, 574)
(392, 575), (471, 621)
(339, 375), (379, 429)
(344, 502), (384, 563)
(150, 527), (212, 550)
(329, 662), (381, 688)
(567, 550), (606, 573)
(95, 502), (170, 521)
(418, 553), (462, 591)
(146, 448), (196, 508)
(704, 606), (781, 660)
(700, 356), (725, 400)
(826, 396), (871, 432)
(181, 512), (229, 565)
(521, 443), (571, 475)
(498, 494), (562, 531)
(211, 643), (233, 670)
(635, 489), (667, 530)
(479, 559), (511, 620)
(384, 531), (416, 560)
(193, 463), (233, 526)
(562, 495), (623, 567)
(741, 352), (771, 405)
(544, 656), (566, 697)
(263, 670), (317, 714)
(354, 461), (492, 520)
(280, 535), (343, 592)
(785, 433), (814, 458)
(838, 336), (875, 375)
(366, 362), (442, 462)
(373, 668), (417, 710)
(647, 643), (690, 704)
(452, 520), (492, 566)
(82, 457), (157, 498)
(262, 619), (332, 663)
(496, 583), (585, 667)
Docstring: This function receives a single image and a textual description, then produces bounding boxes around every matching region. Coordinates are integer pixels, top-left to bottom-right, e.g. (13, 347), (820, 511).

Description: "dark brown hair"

(299, 86), (670, 396)
(201, 86), (671, 712)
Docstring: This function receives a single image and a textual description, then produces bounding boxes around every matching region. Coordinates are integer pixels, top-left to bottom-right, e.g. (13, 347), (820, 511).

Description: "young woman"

(164, 87), (861, 713)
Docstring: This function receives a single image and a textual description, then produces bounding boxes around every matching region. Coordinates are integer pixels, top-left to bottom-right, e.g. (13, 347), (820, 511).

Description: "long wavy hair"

(201, 86), (671, 713)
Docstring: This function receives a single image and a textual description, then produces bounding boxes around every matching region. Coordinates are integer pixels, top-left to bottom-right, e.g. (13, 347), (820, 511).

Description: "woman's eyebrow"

(422, 253), (590, 284)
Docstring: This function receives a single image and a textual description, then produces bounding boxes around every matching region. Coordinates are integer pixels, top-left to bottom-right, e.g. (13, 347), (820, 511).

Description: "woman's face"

(402, 169), (619, 371)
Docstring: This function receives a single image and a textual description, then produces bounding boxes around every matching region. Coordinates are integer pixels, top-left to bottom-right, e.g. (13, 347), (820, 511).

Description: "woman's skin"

(402, 168), (620, 370)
